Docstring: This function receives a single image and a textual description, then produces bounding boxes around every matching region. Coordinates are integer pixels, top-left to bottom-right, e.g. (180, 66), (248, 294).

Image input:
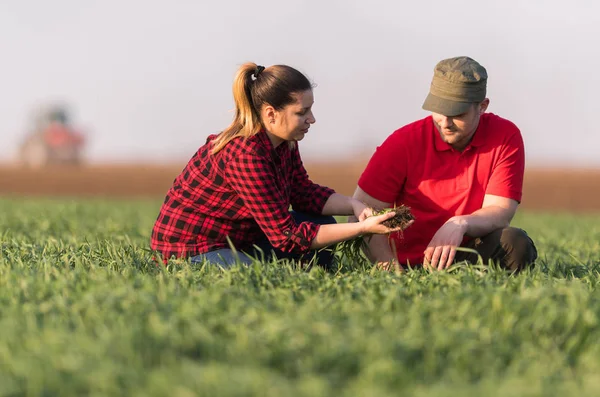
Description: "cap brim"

(422, 93), (471, 117)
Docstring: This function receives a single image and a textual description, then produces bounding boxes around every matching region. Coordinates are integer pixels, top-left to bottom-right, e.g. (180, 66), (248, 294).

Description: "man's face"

(431, 99), (489, 151)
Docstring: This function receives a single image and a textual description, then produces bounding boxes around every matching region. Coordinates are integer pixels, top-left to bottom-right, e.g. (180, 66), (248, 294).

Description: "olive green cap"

(422, 56), (487, 116)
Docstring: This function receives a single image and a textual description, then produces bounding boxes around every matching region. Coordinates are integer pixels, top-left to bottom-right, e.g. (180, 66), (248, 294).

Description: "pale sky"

(1, 0), (598, 166)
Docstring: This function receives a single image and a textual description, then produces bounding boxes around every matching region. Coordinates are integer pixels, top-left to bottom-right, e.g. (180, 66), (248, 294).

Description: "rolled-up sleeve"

(226, 151), (320, 254)
(289, 147), (335, 214)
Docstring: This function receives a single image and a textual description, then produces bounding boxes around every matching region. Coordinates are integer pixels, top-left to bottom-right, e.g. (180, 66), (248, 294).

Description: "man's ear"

(479, 98), (490, 114)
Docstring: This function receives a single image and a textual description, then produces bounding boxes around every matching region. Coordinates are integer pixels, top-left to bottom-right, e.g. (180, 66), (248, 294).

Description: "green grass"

(1, 197), (600, 396)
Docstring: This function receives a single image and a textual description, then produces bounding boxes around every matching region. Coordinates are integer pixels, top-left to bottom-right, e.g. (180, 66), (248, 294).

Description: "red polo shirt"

(357, 113), (525, 266)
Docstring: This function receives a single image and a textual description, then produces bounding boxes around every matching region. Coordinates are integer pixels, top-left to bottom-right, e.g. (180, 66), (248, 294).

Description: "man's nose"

(439, 116), (454, 128)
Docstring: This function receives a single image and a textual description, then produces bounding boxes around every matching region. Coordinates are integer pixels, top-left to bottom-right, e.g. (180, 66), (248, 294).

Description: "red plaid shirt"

(151, 131), (335, 260)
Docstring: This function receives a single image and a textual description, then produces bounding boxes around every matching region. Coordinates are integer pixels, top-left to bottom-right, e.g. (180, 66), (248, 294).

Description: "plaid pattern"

(151, 131), (335, 261)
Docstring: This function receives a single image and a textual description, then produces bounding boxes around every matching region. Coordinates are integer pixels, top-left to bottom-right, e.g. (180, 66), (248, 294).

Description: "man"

(353, 56), (537, 272)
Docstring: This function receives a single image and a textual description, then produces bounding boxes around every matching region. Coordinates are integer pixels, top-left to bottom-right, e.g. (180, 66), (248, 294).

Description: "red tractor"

(19, 105), (86, 168)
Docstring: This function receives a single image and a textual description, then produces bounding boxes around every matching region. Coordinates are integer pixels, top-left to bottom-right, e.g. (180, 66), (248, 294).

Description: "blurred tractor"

(19, 105), (86, 168)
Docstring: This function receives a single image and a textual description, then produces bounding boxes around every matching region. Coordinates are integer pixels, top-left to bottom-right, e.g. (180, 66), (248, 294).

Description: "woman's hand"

(360, 211), (409, 235)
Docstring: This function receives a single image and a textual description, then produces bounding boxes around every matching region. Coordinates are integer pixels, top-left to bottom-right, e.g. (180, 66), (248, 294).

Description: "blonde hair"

(211, 62), (313, 154)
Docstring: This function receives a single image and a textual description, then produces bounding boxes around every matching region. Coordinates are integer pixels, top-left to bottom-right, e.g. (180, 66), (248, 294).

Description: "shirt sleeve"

(485, 129), (525, 203)
(357, 129), (408, 204)
(225, 151), (319, 254)
(289, 146), (335, 214)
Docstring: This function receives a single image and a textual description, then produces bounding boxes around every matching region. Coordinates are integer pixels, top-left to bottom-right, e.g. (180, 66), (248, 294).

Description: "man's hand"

(424, 217), (468, 270)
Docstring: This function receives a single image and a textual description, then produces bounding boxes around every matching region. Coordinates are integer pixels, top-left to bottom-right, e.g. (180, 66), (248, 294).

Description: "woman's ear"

(263, 105), (276, 124)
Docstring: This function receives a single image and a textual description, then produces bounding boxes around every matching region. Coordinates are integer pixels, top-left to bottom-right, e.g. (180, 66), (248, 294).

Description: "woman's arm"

(227, 151), (400, 253)
(311, 211), (399, 249)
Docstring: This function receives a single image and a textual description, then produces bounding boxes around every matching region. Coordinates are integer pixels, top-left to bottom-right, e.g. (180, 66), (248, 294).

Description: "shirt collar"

(431, 115), (485, 152)
(255, 129), (273, 150)
(255, 129), (288, 157)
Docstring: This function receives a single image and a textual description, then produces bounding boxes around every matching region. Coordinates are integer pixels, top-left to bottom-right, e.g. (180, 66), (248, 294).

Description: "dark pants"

(454, 227), (538, 272)
(251, 211), (338, 268)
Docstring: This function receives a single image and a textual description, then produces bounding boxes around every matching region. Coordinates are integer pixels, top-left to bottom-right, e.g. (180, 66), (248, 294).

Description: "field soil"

(0, 161), (599, 212)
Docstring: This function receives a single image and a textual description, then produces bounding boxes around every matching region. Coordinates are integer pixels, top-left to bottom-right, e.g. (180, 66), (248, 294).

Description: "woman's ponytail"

(211, 63), (263, 154)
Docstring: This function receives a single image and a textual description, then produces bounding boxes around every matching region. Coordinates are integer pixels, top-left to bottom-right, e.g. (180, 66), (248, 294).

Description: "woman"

(151, 62), (402, 268)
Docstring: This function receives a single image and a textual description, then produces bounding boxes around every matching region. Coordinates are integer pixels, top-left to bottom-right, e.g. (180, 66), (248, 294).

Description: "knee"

(192, 250), (254, 268)
(500, 227), (538, 270)
(500, 227), (531, 248)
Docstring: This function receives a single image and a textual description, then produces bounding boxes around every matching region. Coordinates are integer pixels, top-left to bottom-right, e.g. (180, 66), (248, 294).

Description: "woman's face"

(263, 90), (315, 147)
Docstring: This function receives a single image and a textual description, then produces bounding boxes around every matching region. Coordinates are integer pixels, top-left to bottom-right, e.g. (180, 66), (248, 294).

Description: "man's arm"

(352, 186), (399, 270)
(424, 194), (519, 270)
(461, 194), (518, 237)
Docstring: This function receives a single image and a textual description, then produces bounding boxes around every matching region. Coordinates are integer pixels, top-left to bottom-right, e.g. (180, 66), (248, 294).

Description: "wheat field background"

(1, 162), (600, 396)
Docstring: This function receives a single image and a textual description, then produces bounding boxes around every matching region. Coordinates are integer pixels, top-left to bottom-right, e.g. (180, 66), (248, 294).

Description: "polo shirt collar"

(431, 116), (486, 152)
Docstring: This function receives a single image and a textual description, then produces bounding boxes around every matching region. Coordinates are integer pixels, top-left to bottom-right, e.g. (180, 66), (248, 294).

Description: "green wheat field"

(1, 197), (600, 396)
